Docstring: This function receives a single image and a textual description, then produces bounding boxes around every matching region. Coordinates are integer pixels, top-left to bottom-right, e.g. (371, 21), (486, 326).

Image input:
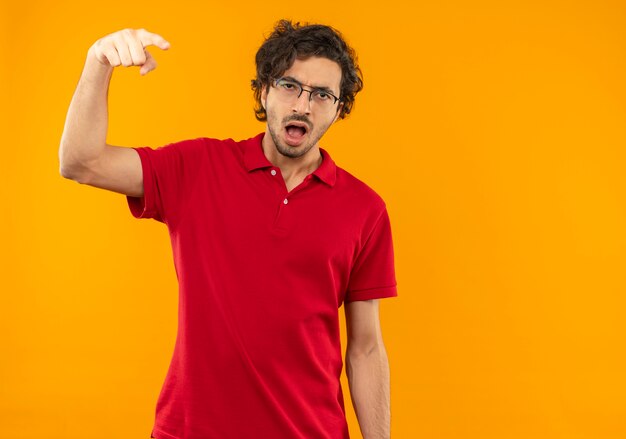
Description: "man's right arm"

(58, 28), (170, 198)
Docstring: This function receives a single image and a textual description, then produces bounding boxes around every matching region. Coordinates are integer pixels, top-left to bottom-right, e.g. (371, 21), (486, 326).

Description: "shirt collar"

(243, 132), (337, 187)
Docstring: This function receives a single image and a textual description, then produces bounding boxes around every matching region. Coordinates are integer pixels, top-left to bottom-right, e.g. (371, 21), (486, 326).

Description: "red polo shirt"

(127, 132), (397, 439)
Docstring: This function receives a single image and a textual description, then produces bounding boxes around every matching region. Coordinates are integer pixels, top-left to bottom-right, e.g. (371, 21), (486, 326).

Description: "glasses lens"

(275, 79), (300, 97)
(311, 90), (336, 108)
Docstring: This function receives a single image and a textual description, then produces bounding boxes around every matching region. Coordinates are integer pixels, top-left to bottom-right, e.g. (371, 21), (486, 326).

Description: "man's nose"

(292, 91), (312, 115)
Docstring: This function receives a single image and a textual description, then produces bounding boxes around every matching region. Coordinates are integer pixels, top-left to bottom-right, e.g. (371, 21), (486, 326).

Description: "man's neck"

(261, 136), (323, 181)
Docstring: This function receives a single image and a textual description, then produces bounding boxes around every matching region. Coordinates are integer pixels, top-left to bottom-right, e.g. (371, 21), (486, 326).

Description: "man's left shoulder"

(335, 165), (388, 211)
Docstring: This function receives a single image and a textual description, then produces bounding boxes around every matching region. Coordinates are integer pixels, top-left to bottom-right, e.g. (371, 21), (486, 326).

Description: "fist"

(90, 28), (170, 75)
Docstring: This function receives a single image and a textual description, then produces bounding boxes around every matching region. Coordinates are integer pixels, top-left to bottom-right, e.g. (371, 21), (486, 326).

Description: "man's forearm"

(59, 47), (113, 179)
(346, 344), (391, 439)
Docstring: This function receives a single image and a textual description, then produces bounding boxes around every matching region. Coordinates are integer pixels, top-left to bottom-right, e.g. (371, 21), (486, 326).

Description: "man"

(59, 20), (397, 439)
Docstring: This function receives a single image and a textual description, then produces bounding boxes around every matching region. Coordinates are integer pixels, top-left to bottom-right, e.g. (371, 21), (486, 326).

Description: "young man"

(59, 20), (397, 439)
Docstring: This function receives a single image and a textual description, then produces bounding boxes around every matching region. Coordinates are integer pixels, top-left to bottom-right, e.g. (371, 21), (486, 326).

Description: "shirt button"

(270, 169), (277, 176)
(283, 198), (288, 205)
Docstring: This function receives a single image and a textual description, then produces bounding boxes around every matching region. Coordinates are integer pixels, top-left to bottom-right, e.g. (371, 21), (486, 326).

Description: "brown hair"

(251, 19), (364, 121)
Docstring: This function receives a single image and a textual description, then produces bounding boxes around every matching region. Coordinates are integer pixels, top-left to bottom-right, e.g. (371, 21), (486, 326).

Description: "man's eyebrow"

(282, 76), (337, 94)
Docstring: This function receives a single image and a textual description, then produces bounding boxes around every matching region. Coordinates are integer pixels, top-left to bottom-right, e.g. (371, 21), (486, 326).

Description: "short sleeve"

(126, 138), (205, 227)
(345, 206), (398, 302)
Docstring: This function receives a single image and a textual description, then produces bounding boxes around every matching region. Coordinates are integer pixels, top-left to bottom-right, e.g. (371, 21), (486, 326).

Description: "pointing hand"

(90, 28), (170, 76)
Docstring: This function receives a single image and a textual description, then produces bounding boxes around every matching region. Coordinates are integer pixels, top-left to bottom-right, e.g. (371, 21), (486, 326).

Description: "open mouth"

(286, 123), (308, 136)
(284, 122), (309, 145)
(286, 125), (306, 137)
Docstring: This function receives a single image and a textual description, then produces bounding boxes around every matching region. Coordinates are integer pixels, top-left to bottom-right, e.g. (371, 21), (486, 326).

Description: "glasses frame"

(272, 77), (341, 106)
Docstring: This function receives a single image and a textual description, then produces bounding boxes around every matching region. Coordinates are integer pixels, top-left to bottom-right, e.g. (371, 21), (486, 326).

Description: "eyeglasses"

(272, 77), (341, 110)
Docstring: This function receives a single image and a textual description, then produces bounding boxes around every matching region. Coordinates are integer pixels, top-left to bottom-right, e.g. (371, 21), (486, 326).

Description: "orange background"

(2, 1), (626, 438)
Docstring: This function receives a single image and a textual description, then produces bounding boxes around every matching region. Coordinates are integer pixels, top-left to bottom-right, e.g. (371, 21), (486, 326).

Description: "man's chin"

(276, 141), (312, 158)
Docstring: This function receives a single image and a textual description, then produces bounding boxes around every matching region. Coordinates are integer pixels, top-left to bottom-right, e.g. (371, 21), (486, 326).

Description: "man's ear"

(332, 102), (344, 124)
(260, 85), (268, 110)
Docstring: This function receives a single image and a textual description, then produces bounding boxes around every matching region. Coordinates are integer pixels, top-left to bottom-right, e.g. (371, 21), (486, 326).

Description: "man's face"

(261, 56), (343, 159)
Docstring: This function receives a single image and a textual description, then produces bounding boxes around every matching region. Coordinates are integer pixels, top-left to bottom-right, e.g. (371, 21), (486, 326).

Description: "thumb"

(140, 50), (158, 76)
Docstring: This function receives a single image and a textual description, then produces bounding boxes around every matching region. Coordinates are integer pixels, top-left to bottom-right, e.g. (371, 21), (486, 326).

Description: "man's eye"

(281, 82), (296, 90)
(315, 92), (330, 100)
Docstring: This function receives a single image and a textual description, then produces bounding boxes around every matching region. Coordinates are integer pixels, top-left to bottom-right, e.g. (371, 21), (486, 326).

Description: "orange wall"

(2, 1), (626, 438)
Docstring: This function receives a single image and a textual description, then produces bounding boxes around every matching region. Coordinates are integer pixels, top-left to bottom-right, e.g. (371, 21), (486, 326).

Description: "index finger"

(136, 28), (170, 50)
